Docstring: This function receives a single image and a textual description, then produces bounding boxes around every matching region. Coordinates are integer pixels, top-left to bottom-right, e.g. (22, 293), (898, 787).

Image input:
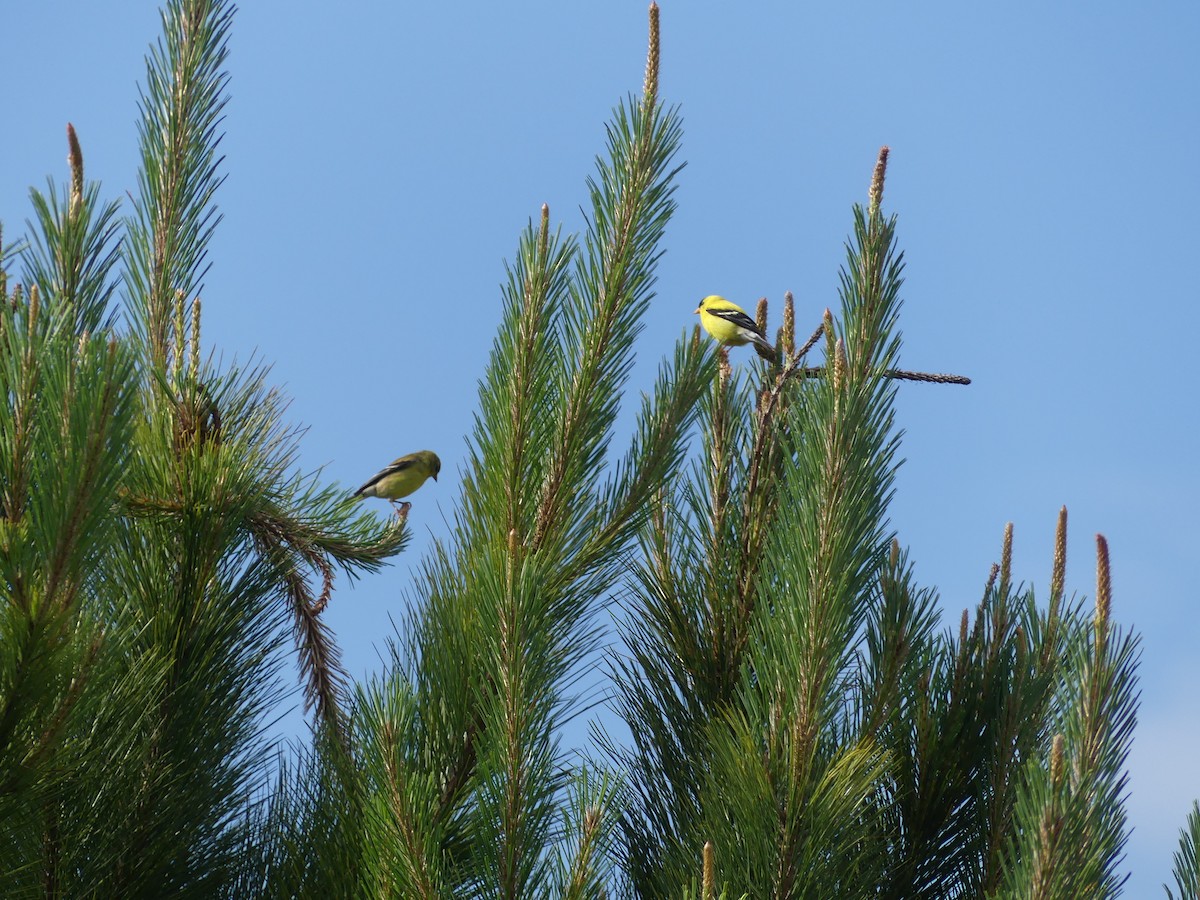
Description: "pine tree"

(1, 1), (403, 895)
(0, 2), (1162, 899)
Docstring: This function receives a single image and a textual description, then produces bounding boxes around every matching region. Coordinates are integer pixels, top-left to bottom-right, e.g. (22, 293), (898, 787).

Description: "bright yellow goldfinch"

(354, 450), (441, 514)
(694, 295), (774, 361)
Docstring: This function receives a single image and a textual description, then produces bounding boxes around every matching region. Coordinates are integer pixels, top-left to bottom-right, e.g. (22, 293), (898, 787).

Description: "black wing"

(357, 456), (416, 493)
(709, 306), (765, 337)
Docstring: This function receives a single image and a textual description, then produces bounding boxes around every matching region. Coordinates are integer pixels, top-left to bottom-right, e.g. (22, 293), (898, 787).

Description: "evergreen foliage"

(0, 2), (1168, 898)
(1, 0), (402, 895)
(1166, 801), (1200, 900)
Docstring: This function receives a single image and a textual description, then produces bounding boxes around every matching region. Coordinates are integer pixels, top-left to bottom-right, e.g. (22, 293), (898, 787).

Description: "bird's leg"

(390, 500), (412, 519)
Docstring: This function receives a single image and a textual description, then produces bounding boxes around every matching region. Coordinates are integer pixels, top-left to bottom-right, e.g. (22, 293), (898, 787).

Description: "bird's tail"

(752, 333), (775, 362)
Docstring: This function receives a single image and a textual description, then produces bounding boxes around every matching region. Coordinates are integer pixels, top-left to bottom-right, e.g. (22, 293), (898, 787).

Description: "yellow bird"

(694, 295), (774, 361)
(354, 450), (441, 515)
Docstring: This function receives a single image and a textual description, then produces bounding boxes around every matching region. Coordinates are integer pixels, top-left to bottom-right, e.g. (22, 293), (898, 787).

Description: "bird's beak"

(693, 307), (701, 314)
(433, 472), (438, 481)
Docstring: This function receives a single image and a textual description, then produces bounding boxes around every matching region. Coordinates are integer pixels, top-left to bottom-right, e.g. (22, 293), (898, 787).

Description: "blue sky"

(4, 2), (1198, 893)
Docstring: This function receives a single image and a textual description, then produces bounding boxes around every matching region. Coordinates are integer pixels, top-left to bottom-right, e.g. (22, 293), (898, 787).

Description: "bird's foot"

(391, 501), (412, 520)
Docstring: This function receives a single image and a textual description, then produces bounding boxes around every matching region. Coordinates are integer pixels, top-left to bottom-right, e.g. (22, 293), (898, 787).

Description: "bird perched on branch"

(694, 295), (775, 361)
(354, 450), (441, 515)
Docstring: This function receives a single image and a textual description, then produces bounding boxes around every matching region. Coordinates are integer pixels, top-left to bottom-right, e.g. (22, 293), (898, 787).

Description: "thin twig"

(768, 319), (971, 403)
(880, 369), (971, 384)
(795, 323), (825, 359)
(788, 365), (971, 384)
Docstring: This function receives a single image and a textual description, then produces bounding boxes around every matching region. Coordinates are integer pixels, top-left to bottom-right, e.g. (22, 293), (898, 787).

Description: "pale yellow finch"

(354, 450), (440, 513)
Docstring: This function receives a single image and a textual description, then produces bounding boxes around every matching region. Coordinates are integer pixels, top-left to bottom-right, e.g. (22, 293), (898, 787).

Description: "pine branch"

(614, 151), (917, 898)
(21, 124), (123, 335)
(554, 769), (620, 900)
(371, 701), (446, 899)
(124, 0), (233, 371)
(984, 520), (1137, 899)
(363, 10), (690, 896)
(1166, 801), (1200, 900)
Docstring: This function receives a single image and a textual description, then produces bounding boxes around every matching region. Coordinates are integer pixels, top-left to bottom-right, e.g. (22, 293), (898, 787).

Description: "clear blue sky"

(4, 3), (1198, 893)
